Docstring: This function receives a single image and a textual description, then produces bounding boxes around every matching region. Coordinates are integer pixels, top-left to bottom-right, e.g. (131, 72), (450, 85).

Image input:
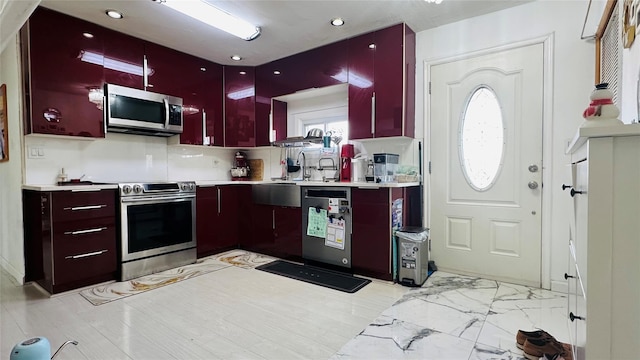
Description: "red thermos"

(340, 144), (354, 182)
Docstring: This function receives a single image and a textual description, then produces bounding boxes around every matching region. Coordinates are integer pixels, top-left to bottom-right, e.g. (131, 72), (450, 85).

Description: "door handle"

(528, 181), (538, 189)
(64, 227), (107, 235)
(371, 92), (376, 136)
(528, 164), (539, 172)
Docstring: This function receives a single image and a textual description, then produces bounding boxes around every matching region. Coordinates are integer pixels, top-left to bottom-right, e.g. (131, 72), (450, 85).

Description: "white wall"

(0, 37), (27, 282)
(416, 0), (597, 292)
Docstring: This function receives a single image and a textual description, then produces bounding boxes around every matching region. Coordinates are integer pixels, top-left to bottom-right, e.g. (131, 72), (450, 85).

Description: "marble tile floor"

(1, 255), (568, 360)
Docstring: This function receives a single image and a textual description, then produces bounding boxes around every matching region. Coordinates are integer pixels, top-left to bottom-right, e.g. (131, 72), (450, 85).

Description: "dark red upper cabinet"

(25, 7), (106, 138)
(102, 29), (145, 90)
(145, 45), (225, 147)
(348, 23), (415, 140)
(271, 100), (288, 142)
(254, 40), (349, 146)
(224, 66), (256, 147)
(347, 31), (376, 140)
(175, 55), (224, 147)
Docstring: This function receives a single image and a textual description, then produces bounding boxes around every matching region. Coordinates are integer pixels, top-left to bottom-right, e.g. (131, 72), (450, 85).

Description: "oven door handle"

(121, 194), (195, 203)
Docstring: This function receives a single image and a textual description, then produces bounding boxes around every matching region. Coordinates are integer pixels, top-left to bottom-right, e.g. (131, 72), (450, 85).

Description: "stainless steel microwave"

(104, 83), (183, 137)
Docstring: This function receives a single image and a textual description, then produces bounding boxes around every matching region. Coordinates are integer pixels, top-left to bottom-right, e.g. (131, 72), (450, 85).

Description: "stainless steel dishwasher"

(301, 187), (352, 268)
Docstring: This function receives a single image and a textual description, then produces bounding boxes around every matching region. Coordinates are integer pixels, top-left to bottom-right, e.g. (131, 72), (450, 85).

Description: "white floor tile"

(1, 254), (568, 360)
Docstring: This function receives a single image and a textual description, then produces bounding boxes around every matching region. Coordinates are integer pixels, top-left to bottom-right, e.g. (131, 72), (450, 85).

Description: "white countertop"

(22, 184), (119, 191)
(567, 123), (640, 154)
(195, 180), (420, 188)
(23, 181), (420, 191)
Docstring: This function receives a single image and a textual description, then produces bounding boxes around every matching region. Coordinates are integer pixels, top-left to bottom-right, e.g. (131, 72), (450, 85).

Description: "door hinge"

(428, 161), (431, 174)
(428, 82), (431, 95)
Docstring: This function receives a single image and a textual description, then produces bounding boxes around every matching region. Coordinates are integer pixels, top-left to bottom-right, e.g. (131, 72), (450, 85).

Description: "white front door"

(429, 43), (544, 286)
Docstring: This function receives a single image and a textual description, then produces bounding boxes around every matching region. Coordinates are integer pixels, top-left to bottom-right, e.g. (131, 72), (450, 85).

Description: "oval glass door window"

(459, 86), (504, 191)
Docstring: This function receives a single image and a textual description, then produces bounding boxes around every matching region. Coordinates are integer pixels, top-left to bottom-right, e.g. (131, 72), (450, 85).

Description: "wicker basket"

(395, 174), (420, 183)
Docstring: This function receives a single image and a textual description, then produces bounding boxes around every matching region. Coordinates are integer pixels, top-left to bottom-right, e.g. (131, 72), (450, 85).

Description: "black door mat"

(255, 260), (371, 293)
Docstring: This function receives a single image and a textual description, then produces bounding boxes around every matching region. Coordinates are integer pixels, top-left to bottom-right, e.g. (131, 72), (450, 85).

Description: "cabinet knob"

(562, 184), (573, 191)
(569, 312), (585, 322)
(570, 189), (583, 197)
(564, 273), (575, 280)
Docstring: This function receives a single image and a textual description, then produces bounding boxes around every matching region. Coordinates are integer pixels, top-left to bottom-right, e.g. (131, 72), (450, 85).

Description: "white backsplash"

(24, 133), (168, 184)
(167, 145), (236, 181)
(23, 134), (422, 185)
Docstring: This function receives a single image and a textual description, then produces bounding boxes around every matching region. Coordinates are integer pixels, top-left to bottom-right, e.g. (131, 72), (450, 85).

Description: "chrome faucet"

(298, 151), (311, 180)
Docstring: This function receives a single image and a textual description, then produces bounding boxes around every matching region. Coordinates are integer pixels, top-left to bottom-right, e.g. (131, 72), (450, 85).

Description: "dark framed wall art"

(0, 84), (8, 162)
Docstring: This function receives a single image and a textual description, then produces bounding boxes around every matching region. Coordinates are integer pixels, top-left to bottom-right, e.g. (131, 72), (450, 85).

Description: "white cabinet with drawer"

(565, 125), (640, 360)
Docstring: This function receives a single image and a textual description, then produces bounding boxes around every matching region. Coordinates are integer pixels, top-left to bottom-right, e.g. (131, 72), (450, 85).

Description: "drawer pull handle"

(64, 227), (107, 235)
(569, 312), (585, 322)
(65, 249), (108, 259)
(562, 184), (572, 191)
(564, 273), (575, 280)
(570, 189), (583, 197)
(64, 204), (107, 211)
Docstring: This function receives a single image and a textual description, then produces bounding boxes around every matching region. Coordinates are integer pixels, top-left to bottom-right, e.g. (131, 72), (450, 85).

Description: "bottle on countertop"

(57, 168), (68, 184)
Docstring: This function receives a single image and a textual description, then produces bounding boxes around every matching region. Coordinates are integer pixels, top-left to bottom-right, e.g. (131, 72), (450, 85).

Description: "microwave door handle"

(163, 98), (170, 129)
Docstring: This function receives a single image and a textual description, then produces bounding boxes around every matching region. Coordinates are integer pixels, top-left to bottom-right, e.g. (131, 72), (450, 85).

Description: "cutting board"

(248, 159), (264, 181)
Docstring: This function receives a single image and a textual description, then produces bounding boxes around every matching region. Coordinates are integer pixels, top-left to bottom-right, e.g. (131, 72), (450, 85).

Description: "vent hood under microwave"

(105, 83), (183, 137)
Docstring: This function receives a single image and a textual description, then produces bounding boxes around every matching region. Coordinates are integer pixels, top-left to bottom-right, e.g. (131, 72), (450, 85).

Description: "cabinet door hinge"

(428, 161), (431, 174)
(428, 82), (431, 95)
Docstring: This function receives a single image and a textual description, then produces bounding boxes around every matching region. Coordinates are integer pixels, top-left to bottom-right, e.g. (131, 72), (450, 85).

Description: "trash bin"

(397, 227), (430, 287)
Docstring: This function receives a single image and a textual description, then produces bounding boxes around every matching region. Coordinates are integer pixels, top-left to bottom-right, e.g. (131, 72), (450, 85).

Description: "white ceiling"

(40, 0), (532, 66)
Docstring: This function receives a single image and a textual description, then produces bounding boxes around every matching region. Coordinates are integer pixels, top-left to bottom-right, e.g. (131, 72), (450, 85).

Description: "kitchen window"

(303, 117), (349, 144)
(293, 105), (349, 144)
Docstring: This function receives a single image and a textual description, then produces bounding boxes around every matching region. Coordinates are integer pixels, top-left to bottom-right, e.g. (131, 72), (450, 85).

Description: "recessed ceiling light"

(273, 70), (281, 75)
(231, 55), (242, 61)
(106, 10), (123, 19)
(368, 43), (376, 49)
(239, 71), (247, 75)
(82, 32), (94, 38)
(331, 18), (345, 26)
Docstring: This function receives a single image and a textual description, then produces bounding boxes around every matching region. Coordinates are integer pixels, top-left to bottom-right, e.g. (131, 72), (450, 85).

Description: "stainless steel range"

(118, 181), (196, 281)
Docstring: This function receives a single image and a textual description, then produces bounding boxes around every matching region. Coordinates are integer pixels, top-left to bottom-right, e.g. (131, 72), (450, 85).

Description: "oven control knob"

(122, 185), (132, 194)
(133, 184), (143, 194)
(180, 183), (188, 191)
(189, 183), (195, 191)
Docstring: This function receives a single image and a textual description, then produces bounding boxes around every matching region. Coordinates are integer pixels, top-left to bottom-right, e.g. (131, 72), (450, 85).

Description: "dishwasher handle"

(305, 189), (349, 199)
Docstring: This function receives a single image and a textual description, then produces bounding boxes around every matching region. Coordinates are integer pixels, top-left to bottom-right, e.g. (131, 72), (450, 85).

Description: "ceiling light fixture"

(79, 50), (152, 77)
(231, 55), (242, 61)
(424, 0), (444, 4)
(105, 10), (123, 19)
(330, 18), (345, 26)
(227, 87), (255, 100)
(331, 70), (372, 89)
(157, 0), (261, 41)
